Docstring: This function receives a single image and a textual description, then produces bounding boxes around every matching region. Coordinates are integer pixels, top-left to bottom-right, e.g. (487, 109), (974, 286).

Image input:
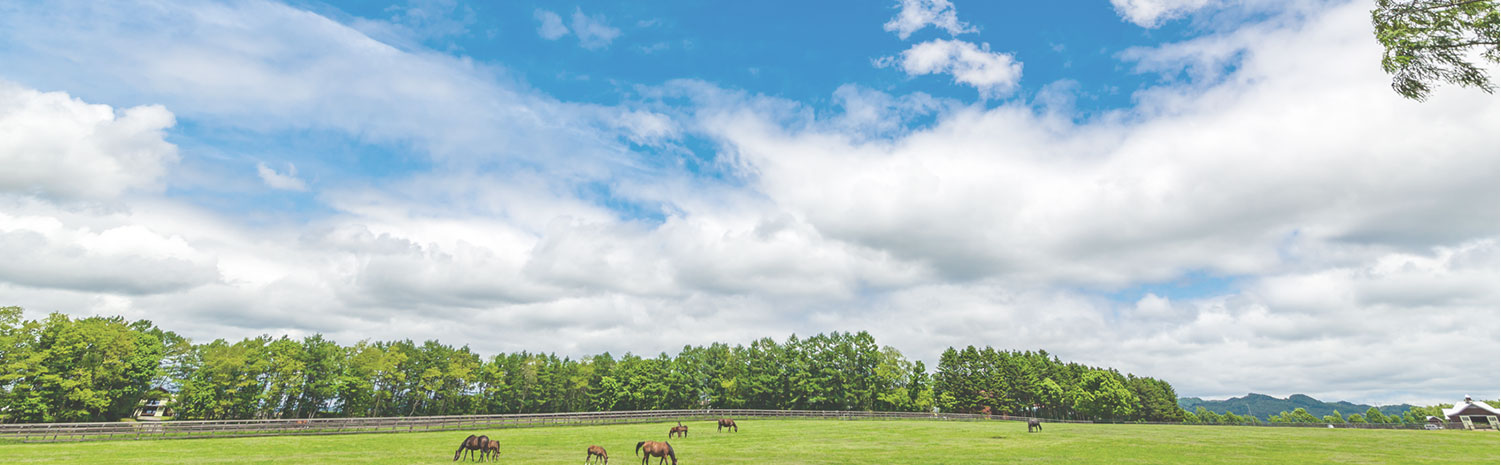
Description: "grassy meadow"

(0, 418), (1496, 464)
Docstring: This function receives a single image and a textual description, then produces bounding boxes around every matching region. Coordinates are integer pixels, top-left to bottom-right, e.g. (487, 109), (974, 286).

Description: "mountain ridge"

(1178, 393), (1414, 419)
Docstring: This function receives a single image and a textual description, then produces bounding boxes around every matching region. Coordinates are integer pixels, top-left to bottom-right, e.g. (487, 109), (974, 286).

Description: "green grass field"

(1, 419), (1496, 464)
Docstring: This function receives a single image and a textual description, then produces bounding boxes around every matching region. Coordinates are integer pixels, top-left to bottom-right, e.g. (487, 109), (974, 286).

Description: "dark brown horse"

(1028, 418), (1042, 433)
(636, 441), (676, 465)
(586, 445), (608, 465)
(716, 418), (737, 432)
(482, 439), (501, 461)
(668, 422), (688, 438)
(454, 434), (489, 461)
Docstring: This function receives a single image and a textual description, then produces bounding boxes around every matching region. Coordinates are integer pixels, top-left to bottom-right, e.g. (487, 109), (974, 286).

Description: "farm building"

(1442, 396), (1499, 429)
(132, 387), (174, 420)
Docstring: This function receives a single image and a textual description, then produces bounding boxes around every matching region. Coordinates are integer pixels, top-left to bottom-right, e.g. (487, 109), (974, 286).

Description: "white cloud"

(571, 8), (621, 50)
(878, 39), (1023, 98)
(884, 0), (977, 39)
(256, 162), (308, 191)
(0, 0), (644, 177)
(0, 81), (178, 201)
(534, 9), (568, 40)
(0, 0), (1493, 405)
(681, 0), (1495, 400)
(1110, 0), (1215, 28)
(0, 207), (218, 295)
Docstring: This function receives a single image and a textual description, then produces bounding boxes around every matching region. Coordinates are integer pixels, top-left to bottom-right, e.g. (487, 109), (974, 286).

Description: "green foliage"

(0, 310), (174, 422)
(1180, 393), (1414, 420)
(0, 306), (1181, 423)
(1372, 0), (1500, 101)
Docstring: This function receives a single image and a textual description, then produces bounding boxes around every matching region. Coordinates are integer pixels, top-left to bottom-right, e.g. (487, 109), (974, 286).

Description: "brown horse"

(636, 441), (676, 465)
(454, 434), (489, 461)
(1028, 418), (1042, 433)
(668, 422), (688, 438)
(586, 445), (608, 465)
(716, 418), (737, 432)
(482, 439), (501, 461)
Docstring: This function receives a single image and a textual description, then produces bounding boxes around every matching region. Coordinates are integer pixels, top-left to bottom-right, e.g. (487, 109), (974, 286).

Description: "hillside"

(1179, 393), (1413, 419)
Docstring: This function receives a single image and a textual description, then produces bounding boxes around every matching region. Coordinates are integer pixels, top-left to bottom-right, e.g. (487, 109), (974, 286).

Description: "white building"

(1441, 396), (1499, 429)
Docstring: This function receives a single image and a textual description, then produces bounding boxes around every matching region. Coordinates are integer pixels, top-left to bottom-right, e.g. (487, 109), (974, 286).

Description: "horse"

(636, 441), (676, 465)
(586, 445), (608, 465)
(454, 434), (489, 461)
(482, 439), (501, 462)
(1028, 418), (1042, 433)
(717, 418), (738, 432)
(668, 422), (688, 438)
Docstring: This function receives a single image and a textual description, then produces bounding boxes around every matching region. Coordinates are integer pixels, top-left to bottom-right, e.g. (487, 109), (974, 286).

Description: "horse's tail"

(635, 441), (645, 457)
(665, 442), (676, 464)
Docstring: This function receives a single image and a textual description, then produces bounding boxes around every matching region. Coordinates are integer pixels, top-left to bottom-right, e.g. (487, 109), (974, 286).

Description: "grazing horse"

(1028, 418), (1043, 433)
(586, 445), (608, 465)
(482, 439), (501, 462)
(454, 434), (489, 461)
(668, 422), (688, 438)
(636, 441), (676, 465)
(717, 419), (738, 433)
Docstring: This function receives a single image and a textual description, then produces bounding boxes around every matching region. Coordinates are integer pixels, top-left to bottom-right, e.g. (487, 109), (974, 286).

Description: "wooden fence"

(0, 409), (1444, 443)
(0, 410), (1044, 443)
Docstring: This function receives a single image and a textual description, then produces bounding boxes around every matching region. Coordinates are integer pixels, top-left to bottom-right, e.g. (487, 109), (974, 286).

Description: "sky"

(0, 0), (1496, 406)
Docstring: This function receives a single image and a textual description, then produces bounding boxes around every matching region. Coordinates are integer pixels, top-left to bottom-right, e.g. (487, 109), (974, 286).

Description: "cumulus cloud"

(571, 8), (621, 50)
(535, 9), (568, 40)
(1110, 0), (1215, 27)
(0, 0), (1493, 405)
(0, 81), (178, 201)
(256, 162), (308, 191)
(0, 209), (218, 295)
(0, 0), (640, 177)
(683, 0), (1495, 400)
(883, 0), (977, 39)
(877, 39), (1023, 98)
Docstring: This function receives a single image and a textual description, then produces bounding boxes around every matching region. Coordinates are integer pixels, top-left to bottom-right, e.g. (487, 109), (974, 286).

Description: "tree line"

(1182, 401), (1500, 426)
(2, 307), (1181, 423)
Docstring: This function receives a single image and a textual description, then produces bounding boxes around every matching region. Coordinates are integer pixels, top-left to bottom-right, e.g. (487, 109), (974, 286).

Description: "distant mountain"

(1178, 393), (1414, 419)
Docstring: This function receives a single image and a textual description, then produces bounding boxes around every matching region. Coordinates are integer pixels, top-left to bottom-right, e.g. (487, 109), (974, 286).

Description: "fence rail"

(0, 409), (1446, 443)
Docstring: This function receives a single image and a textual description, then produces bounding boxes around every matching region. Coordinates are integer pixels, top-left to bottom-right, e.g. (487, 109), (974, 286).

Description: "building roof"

(1442, 398), (1501, 418)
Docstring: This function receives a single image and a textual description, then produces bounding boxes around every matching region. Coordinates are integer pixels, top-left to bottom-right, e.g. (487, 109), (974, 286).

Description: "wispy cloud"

(876, 39), (1023, 98)
(883, 0), (977, 39)
(571, 8), (621, 50)
(534, 9), (568, 40)
(256, 162), (308, 191)
(1110, 0), (1215, 28)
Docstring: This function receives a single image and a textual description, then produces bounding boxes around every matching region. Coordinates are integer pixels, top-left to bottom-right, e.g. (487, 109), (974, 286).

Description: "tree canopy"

(1372, 0), (1500, 100)
(0, 307), (1182, 424)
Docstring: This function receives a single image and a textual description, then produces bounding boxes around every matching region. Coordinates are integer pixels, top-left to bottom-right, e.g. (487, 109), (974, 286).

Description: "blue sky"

(0, 0), (1496, 405)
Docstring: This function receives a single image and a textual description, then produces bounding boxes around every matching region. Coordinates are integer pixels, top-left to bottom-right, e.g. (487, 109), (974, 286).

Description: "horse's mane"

(665, 441), (675, 460)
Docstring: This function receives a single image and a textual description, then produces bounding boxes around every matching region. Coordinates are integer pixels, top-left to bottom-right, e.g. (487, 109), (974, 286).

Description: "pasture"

(1, 419), (1496, 464)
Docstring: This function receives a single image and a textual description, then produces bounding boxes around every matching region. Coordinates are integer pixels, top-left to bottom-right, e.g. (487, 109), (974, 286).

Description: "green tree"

(1372, 0), (1500, 100)
(1181, 408), (1201, 424)
(1070, 370), (1138, 421)
(1289, 408), (1320, 424)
